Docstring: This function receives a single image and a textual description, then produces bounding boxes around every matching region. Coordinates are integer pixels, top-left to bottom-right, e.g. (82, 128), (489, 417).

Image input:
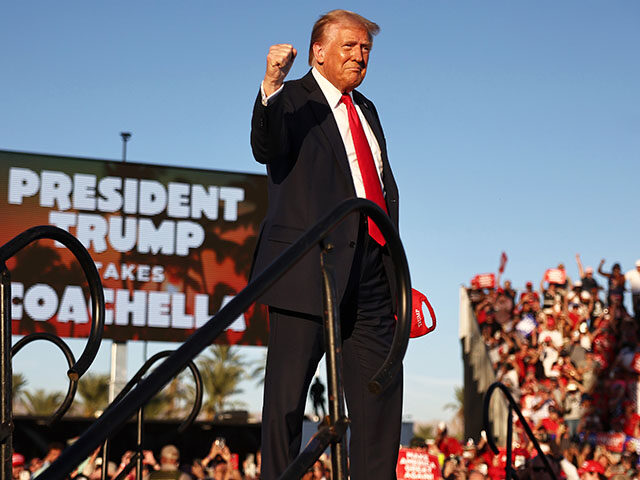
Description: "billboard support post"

(109, 341), (127, 403)
(107, 133), (133, 404)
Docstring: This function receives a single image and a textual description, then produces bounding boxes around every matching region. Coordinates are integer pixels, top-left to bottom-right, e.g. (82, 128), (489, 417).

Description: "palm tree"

(23, 389), (64, 416)
(414, 423), (435, 442)
(143, 388), (172, 419)
(12, 373), (27, 404)
(251, 352), (266, 386)
(197, 345), (249, 419)
(75, 373), (110, 417)
(165, 372), (197, 417)
(444, 386), (464, 436)
(144, 371), (195, 419)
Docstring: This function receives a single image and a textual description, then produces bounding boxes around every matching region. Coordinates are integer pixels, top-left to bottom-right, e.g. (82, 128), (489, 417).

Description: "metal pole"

(113, 132), (131, 417)
(505, 404), (513, 480)
(101, 439), (109, 480)
(0, 266), (13, 480)
(120, 132), (131, 162)
(136, 408), (143, 480)
(320, 245), (348, 480)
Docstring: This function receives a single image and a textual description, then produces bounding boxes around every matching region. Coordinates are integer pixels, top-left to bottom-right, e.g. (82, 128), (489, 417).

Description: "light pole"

(120, 132), (132, 162)
(110, 131), (132, 402)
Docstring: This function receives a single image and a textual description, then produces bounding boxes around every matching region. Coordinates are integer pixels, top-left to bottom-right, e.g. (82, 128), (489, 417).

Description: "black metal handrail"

(0, 226), (106, 480)
(483, 381), (558, 480)
(40, 198), (412, 480)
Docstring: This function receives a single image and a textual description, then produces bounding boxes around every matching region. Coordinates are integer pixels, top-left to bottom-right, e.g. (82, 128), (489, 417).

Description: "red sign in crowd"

(396, 448), (442, 480)
(471, 273), (496, 289)
(543, 268), (566, 285)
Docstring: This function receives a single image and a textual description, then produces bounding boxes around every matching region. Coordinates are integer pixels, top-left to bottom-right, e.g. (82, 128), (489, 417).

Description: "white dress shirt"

(625, 268), (640, 293)
(260, 68), (385, 199)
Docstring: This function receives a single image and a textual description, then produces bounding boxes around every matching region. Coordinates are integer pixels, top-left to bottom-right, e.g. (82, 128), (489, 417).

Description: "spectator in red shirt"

(435, 422), (463, 457)
(623, 401), (640, 437)
(539, 406), (562, 435)
(518, 282), (540, 309)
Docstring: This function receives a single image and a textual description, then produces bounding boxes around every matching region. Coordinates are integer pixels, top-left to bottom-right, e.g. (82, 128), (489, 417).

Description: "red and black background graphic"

(0, 150), (269, 345)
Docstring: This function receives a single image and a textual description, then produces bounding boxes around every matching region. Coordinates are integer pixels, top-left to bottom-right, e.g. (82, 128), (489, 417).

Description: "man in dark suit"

(250, 10), (402, 479)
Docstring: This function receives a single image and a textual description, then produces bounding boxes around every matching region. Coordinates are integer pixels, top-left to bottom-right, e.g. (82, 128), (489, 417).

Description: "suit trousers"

(260, 232), (403, 479)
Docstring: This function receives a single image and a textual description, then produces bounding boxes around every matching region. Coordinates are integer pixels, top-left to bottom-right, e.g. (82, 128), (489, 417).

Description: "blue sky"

(2, 1), (639, 424)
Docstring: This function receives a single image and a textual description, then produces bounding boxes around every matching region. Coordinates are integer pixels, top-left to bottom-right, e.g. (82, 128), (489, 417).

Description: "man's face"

(48, 449), (62, 462)
(314, 21), (371, 93)
(312, 461), (325, 479)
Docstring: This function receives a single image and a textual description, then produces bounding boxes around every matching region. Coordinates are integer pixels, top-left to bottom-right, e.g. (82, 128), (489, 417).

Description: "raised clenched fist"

(263, 44), (297, 96)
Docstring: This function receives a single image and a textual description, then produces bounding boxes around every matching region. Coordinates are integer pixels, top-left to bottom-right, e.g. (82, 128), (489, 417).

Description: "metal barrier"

(0, 226), (105, 479)
(39, 198), (412, 480)
(483, 381), (559, 480)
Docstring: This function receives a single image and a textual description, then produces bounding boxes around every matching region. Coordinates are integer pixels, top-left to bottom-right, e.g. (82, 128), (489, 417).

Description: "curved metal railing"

(483, 381), (559, 480)
(0, 225), (105, 479)
(11, 333), (79, 425)
(108, 350), (203, 480)
(40, 198), (412, 480)
(0, 226), (105, 379)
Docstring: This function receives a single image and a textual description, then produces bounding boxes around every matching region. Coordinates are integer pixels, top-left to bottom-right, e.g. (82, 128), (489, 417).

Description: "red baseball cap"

(12, 453), (25, 467)
(578, 460), (604, 475)
(409, 288), (436, 338)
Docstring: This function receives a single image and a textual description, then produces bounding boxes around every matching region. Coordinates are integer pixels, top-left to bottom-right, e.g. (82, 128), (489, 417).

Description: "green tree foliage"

(76, 373), (110, 417)
(444, 386), (464, 421)
(251, 352), (266, 387)
(197, 345), (250, 419)
(12, 373), (27, 404)
(444, 385), (465, 437)
(23, 389), (64, 416)
(413, 423), (435, 442)
(144, 372), (195, 419)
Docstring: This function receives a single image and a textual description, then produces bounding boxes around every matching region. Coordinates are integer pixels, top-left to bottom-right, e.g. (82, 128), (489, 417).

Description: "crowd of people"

(459, 255), (640, 479)
(10, 441), (332, 480)
(401, 419), (640, 479)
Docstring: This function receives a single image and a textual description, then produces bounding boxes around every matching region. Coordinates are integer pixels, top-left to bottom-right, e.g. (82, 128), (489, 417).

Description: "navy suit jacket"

(250, 70), (399, 316)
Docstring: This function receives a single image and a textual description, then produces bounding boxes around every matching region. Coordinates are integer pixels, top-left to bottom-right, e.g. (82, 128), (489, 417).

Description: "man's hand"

(263, 44), (297, 96)
(142, 450), (159, 470)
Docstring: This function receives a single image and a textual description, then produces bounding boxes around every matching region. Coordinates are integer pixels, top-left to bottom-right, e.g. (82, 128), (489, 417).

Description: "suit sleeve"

(250, 87), (291, 165)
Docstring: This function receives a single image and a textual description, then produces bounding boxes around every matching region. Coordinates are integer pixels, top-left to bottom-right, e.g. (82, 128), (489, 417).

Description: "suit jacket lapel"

(353, 91), (386, 153)
(301, 72), (354, 188)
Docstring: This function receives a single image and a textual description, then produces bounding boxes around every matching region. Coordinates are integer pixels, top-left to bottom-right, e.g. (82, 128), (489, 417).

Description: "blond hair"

(308, 9), (380, 65)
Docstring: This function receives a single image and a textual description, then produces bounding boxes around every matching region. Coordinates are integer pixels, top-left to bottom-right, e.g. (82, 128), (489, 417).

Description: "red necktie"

(341, 94), (388, 246)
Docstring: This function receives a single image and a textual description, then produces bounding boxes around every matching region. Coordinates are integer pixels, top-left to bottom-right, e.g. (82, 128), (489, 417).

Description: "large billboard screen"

(0, 150), (269, 345)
